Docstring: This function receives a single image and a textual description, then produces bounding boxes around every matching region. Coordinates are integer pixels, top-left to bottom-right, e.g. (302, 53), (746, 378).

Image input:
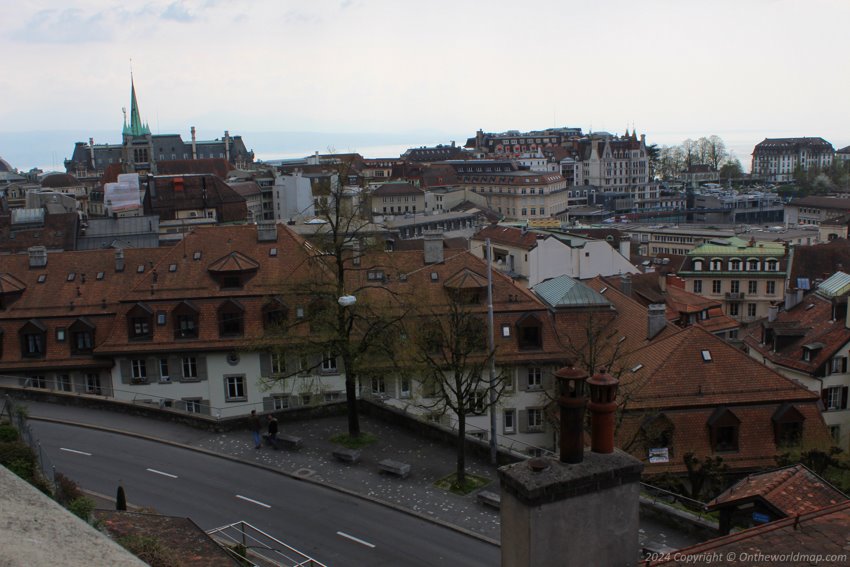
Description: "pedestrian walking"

(249, 409), (262, 449)
(267, 415), (279, 440)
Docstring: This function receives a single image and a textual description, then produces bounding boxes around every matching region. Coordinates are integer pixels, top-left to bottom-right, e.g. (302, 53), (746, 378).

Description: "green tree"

(718, 158), (743, 180)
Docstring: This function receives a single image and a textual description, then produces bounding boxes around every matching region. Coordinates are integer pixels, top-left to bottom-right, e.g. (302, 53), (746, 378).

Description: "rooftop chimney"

(28, 246), (47, 269)
(620, 274), (632, 297)
(224, 130), (231, 162)
(768, 304), (779, 323)
(553, 366), (588, 464)
(114, 248), (125, 272)
(257, 222), (278, 242)
(88, 138), (96, 168)
(423, 231), (444, 264)
(647, 303), (667, 339)
(191, 126), (197, 160)
(587, 371), (619, 454)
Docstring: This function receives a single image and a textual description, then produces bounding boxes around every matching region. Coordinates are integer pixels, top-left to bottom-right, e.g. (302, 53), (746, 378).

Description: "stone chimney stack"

(191, 126), (197, 160)
(620, 274), (632, 297)
(647, 304), (667, 339)
(423, 231), (444, 264)
(768, 304), (779, 323)
(88, 138), (96, 168)
(28, 246), (47, 269)
(114, 248), (125, 272)
(224, 130), (231, 162)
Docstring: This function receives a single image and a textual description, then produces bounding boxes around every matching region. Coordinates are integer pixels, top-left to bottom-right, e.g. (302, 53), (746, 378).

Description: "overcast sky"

(1, 0), (849, 168)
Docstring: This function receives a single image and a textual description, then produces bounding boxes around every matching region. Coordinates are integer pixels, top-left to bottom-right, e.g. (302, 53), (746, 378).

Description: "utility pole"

(486, 238), (498, 465)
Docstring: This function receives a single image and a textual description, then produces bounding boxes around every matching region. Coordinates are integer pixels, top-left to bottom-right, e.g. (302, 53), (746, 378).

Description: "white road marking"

(336, 531), (376, 548)
(60, 448), (92, 456)
(146, 468), (178, 479)
(236, 494), (271, 509)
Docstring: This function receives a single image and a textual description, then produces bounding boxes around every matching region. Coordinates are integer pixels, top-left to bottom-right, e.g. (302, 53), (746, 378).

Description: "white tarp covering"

(104, 174), (142, 215)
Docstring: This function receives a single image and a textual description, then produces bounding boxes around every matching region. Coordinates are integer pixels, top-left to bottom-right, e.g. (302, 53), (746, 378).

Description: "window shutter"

(519, 369), (529, 391)
(842, 387), (849, 410)
(262, 396), (273, 412)
(843, 357), (847, 373)
(119, 359), (131, 384)
(169, 356), (181, 379)
(260, 353), (271, 378)
(518, 409), (529, 433)
(156, 358), (166, 379)
(822, 388), (830, 407)
(146, 357), (158, 380)
(197, 357), (208, 381)
(542, 370), (554, 391)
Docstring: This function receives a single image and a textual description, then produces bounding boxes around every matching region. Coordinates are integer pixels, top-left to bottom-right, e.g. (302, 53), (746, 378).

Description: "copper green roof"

(689, 236), (786, 256)
(815, 271), (850, 298)
(123, 76), (151, 137)
(532, 275), (611, 308)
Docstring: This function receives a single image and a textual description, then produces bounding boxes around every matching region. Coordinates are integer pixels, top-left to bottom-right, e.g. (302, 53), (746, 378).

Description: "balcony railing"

(725, 292), (745, 301)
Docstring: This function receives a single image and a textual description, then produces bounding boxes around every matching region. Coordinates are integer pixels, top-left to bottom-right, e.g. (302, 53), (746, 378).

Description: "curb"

(29, 415), (501, 547)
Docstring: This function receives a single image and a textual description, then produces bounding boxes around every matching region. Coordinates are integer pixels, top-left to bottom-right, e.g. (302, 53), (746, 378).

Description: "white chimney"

(28, 246), (47, 268)
(423, 231), (444, 264)
(191, 126), (197, 160)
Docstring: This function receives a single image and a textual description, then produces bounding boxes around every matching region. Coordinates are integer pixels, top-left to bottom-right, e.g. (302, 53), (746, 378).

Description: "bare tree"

(410, 293), (509, 488)
(267, 155), (408, 438)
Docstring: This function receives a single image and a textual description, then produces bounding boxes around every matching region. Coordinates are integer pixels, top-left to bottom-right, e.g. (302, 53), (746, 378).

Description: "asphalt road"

(31, 421), (500, 567)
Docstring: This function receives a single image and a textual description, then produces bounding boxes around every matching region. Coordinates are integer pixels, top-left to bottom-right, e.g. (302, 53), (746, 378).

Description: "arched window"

(729, 258), (742, 271)
(692, 258), (704, 272)
(747, 258), (760, 271)
(765, 258), (779, 271)
(709, 258), (723, 271)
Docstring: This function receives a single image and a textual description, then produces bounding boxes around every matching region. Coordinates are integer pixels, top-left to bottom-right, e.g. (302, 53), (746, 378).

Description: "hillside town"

(3, 79), (850, 566)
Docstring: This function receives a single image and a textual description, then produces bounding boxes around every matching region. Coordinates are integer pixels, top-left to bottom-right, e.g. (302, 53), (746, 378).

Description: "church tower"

(121, 75), (155, 174)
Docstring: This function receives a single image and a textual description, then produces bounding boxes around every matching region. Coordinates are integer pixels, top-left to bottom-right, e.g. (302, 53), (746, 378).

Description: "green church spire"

(123, 75), (151, 137)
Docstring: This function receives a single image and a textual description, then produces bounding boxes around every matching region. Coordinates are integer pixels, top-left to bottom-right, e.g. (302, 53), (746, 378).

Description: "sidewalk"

(23, 400), (701, 550)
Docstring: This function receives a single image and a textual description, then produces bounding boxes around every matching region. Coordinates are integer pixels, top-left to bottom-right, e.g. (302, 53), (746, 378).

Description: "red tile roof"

(471, 225), (541, 251)
(708, 464), (848, 516)
(646, 500), (850, 566)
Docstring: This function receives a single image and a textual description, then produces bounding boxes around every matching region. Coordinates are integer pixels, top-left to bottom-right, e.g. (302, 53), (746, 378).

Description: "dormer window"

(127, 303), (154, 341)
(773, 404), (805, 448)
(207, 251), (259, 290)
(801, 342), (823, 362)
(709, 258), (722, 271)
(19, 319), (46, 358)
(218, 299), (244, 337)
(516, 313), (543, 350)
(766, 258), (779, 271)
(263, 297), (289, 331)
(69, 318), (95, 354)
(707, 407), (740, 453)
(692, 258), (703, 272)
(729, 258), (741, 271)
(746, 258), (760, 271)
(173, 301), (200, 339)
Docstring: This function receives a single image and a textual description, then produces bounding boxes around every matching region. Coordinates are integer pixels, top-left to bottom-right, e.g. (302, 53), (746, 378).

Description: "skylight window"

(137, 265), (145, 273)
(193, 251), (202, 261)
(430, 272), (439, 282)
(701, 350), (712, 362)
(600, 287), (608, 294)
(269, 248), (278, 257)
(96, 272), (104, 280)
(169, 264), (177, 272)
(37, 274), (47, 283)
(67, 272), (75, 282)
(631, 364), (644, 372)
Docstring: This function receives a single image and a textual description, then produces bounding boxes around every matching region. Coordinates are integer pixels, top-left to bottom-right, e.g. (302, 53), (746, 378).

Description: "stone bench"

(477, 490), (501, 509)
(378, 459), (411, 479)
(264, 433), (303, 450)
(332, 448), (361, 464)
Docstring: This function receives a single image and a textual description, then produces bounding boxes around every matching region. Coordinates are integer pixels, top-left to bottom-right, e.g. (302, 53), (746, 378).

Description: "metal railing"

(207, 521), (328, 567)
(640, 482), (715, 521)
(2, 395), (59, 488)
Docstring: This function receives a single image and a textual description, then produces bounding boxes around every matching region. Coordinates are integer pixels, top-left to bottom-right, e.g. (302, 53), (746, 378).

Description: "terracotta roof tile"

(708, 464), (848, 516)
